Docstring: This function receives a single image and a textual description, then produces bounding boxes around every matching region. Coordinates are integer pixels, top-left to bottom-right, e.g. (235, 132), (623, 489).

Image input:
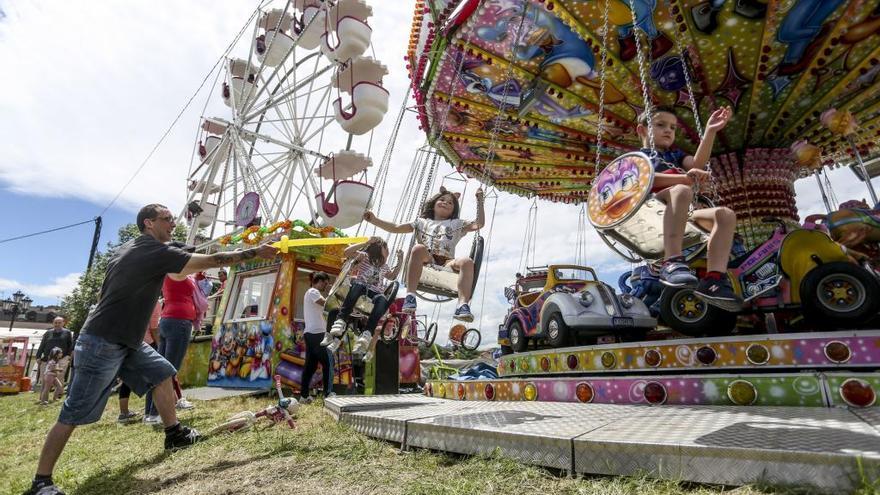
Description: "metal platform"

(326, 395), (880, 492)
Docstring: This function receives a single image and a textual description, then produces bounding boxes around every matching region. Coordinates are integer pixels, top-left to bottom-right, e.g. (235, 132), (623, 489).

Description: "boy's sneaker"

(176, 398), (195, 410)
(164, 425), (203, 451)
(38, 400), (49, 406)
(453, 304), (474, 322)
(352, 331), (372, 355)
(143, 414), (161, 425)
(326, 338), (341, 353)
(694, 276), (742, 312)
(117, 411), (141, 424)
(659, 259), (698, 287)
(329, 318), (347, 337)
(402, 295), (417, 313)
(23, 480), (65, 495)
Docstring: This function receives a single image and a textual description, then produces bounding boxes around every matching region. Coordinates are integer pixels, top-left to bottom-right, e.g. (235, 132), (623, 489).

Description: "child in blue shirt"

(637, 105), (742, 310)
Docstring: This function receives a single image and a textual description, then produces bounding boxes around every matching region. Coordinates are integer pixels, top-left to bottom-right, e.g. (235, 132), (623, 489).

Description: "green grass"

(0, 391), (875, 495)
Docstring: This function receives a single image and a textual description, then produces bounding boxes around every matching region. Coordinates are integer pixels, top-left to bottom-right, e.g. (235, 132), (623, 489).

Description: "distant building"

(0, 305), (64, 325)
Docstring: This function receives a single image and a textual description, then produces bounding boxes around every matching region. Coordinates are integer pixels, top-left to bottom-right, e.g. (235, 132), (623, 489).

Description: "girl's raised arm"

(363, 211), (414, 234)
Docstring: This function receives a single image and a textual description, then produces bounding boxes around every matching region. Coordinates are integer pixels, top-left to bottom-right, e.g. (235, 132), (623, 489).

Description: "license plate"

(612, 317), (634, 327)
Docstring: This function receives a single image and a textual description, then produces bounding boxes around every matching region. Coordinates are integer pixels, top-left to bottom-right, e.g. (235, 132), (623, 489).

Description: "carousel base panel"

(325, 395), (880, 491)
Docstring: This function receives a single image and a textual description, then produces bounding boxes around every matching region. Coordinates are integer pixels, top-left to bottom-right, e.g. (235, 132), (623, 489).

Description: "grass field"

(0, 391), (875, 495)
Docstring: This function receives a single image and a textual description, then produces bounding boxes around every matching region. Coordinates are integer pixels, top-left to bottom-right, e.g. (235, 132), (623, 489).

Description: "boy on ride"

(363, 186), (485, 321)
(637, 105), (742, 310)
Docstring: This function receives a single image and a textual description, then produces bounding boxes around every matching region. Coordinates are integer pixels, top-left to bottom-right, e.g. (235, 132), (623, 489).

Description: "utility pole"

(86, 216), (102, 272)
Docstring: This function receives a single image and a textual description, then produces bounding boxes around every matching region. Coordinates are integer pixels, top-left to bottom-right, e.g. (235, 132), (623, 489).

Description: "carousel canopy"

(407, 0), (880, 202)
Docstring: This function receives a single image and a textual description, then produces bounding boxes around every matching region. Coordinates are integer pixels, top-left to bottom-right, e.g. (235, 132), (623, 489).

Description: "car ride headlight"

(619, 293), (635, 308)
(579, 291), (594, 307)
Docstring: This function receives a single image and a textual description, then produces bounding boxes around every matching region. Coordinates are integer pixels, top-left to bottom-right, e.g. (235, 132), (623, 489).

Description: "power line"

(0, 219), (96, 245)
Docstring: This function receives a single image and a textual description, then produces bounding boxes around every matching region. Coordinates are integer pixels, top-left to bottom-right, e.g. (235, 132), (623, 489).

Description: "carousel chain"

(476, 192), (499, 333)
(628, 0), (656, 156)
(593, 0), (612, 175)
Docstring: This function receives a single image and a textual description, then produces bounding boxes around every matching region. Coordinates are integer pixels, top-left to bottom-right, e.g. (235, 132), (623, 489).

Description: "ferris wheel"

(182, 0), (391, 245)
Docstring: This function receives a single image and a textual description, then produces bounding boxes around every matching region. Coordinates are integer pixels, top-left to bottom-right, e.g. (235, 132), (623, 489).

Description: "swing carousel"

(315, 2), (880, 490)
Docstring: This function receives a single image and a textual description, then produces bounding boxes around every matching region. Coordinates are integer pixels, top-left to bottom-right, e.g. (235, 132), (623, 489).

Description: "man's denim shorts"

(59, 333), (176, 425)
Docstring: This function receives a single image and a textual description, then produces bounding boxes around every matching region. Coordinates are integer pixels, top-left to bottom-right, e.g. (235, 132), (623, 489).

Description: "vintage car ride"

(498, 265), (656, 354)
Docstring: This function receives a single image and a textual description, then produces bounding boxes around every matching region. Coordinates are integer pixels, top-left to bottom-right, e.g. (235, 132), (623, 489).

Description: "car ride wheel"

(801, 261), (880, 328)
(508, 320), (528, 353)
(659, 287), (737, 337)
(546, 312), (569, 348)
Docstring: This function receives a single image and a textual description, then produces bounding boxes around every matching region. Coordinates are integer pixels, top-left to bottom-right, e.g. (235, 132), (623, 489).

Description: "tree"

(61, 223), (187, 333)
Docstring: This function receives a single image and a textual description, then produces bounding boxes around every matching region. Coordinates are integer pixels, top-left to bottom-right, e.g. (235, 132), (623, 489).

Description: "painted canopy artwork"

(406, 0), (880, 204)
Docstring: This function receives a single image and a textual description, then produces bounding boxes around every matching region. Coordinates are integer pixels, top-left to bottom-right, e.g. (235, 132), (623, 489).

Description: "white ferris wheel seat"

(314, 180), (374, 229)
(228, 58), (256, 79)
(295, 5), (326, 50)
(315, 151), (372, 181)
(256, 29), (295, 68)
(332, 56), (387, 93)
(192, 202), (218, 229)
(259, 9), (294, 32)
(199, 135), (230, 166)
(320, 16), (372, 63)
(333, 82), (389, 135)
(223, 77), (258, 109)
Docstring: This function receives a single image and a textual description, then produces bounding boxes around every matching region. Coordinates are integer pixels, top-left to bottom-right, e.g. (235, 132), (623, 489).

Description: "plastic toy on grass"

(209, 375), (298, 434)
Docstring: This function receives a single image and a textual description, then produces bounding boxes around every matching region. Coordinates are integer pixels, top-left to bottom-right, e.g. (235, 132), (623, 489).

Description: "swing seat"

(320, 0), (373, 63)
(333, 82), (389, 135)
(315, 180), (374, 229)
(412, 236), (484, 301)
(256, 29), (295, 68)
(192, 202), (218, 229)
(295, 4), (326, 50)
(588, 152), (708, 261)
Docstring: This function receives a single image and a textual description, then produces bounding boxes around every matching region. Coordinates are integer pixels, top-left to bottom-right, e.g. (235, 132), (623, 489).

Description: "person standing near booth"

(299, 271), (333, 403)
(35, 318), (73, 394)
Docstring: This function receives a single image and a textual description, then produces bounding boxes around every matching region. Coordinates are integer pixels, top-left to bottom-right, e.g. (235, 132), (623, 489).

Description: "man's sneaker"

(659, 260), (698, 287)
(694, 276), (743, 312)
(325, 392), (337, 399)
(176, 398), (195, 410)
(164, 425), (203, 451)
(143, 414), (161, 425)
(23, 480), (65, 495)
(352, 331), (371, 355)
(117, 411), (141, 424)
(329, 318), (347, 337)
(298, 396), (314, 405)
(402, 295), (417, 313)
(326, 338), (341, 353)
(453, 304), (474, 322)
(363, 350), (373, 362)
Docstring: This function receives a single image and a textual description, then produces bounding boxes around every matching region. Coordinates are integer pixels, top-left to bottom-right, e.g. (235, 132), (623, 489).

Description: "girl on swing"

(321, 237), (403, 355)
(363, 186), (485, 321)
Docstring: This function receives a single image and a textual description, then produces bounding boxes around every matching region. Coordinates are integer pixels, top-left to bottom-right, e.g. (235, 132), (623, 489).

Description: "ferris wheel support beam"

(210, 117), (327, 159)
(241, 62), (334, 124)
(228, 130), (285, 217)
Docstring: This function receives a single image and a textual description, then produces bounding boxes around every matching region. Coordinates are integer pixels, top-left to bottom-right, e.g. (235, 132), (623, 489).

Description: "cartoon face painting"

(588, 153), (653, 228)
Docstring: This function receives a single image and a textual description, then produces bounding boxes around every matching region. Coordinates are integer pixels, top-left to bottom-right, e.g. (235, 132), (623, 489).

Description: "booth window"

(224, 268), (279, 322)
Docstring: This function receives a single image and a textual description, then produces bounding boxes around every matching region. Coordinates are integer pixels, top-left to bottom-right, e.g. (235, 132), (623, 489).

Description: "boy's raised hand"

(475, 187), (485, 201)
(686, 168), (711, 185)
(705, 106), (732, 133)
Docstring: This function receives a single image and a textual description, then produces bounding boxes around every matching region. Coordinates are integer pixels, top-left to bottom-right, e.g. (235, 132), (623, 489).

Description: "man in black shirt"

(35, 317), (74, 391)
(26, 204), (277, 495)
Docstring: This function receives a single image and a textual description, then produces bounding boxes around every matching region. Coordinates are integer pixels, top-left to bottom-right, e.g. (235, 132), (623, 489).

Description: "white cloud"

(0, 272), (81, 301)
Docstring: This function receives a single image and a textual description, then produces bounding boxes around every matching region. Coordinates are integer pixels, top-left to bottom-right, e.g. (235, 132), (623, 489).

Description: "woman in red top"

(144, 276), (198, 421)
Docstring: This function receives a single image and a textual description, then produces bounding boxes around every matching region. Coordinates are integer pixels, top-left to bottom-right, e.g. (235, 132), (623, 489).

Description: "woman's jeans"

(145, 318), (192, 416)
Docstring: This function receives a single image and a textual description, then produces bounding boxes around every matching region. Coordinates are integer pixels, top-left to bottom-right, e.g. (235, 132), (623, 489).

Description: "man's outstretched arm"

(174, 244), (278, 277)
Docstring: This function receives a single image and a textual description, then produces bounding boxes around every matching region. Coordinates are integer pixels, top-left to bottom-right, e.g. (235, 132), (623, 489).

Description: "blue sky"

(1, 0), (878, 346)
